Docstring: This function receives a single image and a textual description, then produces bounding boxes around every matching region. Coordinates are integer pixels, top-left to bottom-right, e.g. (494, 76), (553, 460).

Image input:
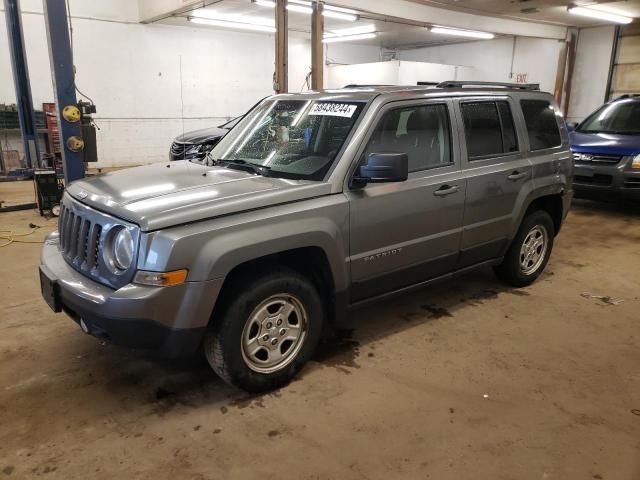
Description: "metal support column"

(274, 0), (288, 93)
(311, 1), (324, 90)
(4, 0), (40, 169)
(43, 0), (84, 183)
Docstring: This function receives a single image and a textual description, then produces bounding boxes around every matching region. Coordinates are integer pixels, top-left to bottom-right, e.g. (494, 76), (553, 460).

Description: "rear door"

(455, 96), (533, 268)
(346, 99), (466, 302)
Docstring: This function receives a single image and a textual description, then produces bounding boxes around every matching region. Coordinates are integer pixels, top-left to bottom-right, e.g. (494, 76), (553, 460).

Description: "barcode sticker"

(309, 103), (357, 118)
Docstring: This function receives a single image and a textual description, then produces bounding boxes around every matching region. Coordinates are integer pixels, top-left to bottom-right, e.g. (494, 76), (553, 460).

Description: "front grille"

(56, 194), (139, 289)
(58, 203), (102, 272)
(170, 142), (191, 159)
(573, 152), (622, 166)
(624, 177), (640, 189)
(574, 174), (613, 186)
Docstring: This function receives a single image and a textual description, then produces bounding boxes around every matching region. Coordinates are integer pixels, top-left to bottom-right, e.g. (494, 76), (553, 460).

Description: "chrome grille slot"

(91, 224), (102, 269)
(63, 211), (75, 256)
(79, 219), (90, 265)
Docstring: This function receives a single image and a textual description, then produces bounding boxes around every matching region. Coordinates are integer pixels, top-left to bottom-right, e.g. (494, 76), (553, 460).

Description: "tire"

(203, 267), (324, 393)
(494, 210), (555, 287)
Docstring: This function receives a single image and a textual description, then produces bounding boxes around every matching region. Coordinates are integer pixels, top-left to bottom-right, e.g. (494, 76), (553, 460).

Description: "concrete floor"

(1, 181), (639, 479)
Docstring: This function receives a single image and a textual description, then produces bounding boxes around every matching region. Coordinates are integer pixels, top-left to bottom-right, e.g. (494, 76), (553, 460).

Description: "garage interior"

(1, 0), (639, 478)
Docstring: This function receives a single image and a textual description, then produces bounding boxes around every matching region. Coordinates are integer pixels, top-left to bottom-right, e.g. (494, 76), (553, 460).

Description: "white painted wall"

(0, 7), (379, 167)
(566, 26), (616, 123)
(395, 37), (564, 94)
(326, 60), (473, 88)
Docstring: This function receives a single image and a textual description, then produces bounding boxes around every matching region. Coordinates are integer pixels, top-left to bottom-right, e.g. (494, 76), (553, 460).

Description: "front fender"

(138, 195), (350, 292)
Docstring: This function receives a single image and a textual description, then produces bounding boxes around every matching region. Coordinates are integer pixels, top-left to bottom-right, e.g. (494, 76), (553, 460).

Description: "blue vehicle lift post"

(3, 0), (40, 170)
(43, 0), (85, 183)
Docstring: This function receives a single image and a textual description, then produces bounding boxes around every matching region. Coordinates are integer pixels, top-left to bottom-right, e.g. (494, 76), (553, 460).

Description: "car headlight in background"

(185, 143), (216, 156)
(632, 154), (640, 170)
(112, 227), (135, 271)
(185, 144), (203, 155)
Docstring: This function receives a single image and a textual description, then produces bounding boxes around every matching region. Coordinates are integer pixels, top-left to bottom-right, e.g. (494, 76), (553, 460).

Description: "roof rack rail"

(615, 93), (640, 100)
(343, 84), (393, 88)
(436, 81), (540, 91)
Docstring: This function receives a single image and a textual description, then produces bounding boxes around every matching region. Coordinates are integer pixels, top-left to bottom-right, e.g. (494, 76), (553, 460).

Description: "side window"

(461, 101), (519, 160)
(497, 101), (518, 153)
(520, 100), (562, 151)
(364, 104), (452, 172)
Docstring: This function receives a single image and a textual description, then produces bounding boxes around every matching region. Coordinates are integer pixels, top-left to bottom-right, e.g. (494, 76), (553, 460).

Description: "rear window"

(461, 101), (519, 160)
(520, 100), (562, 151)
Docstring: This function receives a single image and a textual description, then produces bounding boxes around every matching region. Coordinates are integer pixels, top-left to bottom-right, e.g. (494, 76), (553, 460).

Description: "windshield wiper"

(213, 158), (271, 176)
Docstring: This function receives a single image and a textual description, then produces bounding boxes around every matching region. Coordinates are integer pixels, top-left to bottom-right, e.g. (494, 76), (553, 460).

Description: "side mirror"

(566, 122), (578, 132)
(352, 153), (408, 187)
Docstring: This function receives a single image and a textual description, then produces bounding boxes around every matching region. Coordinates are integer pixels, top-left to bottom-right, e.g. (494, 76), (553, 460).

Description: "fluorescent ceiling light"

(287, 4), (313, 14)
(430, 26), (495, 39)
(322, 32), (376, 43)
(324, 23), (376, 38)
(253, 0), (276, 7)
(192, 8), (275, 26)
(189, 17), (276, 32)
(322, 10), (358, 21)
(255, 0), (358, 21)
(567, 6), (633, 24)
(325, 4), (358, 14)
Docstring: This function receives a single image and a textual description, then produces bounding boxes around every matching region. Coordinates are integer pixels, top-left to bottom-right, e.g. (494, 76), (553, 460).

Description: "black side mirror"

(352, 153), (408, 187)
(566, 122), (578, 132)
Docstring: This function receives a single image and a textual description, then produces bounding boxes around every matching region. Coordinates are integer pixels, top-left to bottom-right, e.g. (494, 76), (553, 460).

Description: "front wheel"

(494, 210), (555, 287)
(204, 268), (324, 392)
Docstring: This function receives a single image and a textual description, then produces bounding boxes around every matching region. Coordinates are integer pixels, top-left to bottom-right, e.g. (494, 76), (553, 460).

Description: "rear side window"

(520, 100), (562, 151)
(364, 103), (452, 172)
(461, 101), (519, 160)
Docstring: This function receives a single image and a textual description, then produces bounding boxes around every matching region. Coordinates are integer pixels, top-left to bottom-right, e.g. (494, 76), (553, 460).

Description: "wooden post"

(311, 1), (324, 90)
(274, 0), (287, 93)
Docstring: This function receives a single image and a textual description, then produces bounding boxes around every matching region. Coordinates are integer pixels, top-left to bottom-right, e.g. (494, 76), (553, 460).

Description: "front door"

(346, 100), (466, 302)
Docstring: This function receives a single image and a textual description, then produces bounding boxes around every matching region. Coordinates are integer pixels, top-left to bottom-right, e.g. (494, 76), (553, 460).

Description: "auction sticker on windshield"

(310, 103), (357, 118)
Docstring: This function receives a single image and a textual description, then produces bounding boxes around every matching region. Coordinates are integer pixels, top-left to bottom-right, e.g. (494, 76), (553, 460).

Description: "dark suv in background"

(169, 116), (241, 161)
(570, 95), (640, 200)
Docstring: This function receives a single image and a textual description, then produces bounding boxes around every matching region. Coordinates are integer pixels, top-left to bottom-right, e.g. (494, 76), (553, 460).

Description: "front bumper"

(573, 163), (640, 201)
(40, 233), (223, 357)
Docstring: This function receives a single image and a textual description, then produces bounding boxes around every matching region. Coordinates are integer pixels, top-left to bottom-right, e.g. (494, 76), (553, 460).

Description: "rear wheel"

(494, 210), (555, 287)
(204, 268), (324, 392)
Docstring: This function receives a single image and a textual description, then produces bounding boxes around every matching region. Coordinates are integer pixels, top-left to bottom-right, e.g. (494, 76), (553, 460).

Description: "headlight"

(112, 227), (134, 271)
(632, 154), (640, 170)
(185, 144), (202, 155)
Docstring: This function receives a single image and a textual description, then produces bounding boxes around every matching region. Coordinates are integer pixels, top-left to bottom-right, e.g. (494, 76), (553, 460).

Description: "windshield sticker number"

(309, 103), (357, 118)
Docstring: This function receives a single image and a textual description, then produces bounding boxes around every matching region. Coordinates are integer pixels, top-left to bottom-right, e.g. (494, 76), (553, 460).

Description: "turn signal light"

(134, 269), (188, 286)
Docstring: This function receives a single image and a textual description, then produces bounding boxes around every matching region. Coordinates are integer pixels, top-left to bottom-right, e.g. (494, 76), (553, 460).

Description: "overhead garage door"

(610, 24), (640, 98)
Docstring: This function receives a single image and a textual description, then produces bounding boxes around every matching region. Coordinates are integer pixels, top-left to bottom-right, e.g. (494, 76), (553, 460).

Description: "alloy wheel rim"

(519, 224), (548, 275)
(241, 294), (308, 374)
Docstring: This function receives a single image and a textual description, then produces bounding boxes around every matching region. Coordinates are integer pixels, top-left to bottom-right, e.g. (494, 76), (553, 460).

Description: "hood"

(66, 162), (331, 231)
(174, 126), (229, 144)
(570, 131), (640, 157)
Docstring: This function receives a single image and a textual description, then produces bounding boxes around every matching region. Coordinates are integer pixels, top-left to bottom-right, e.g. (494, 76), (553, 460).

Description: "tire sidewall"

(206, 271), (324, 392)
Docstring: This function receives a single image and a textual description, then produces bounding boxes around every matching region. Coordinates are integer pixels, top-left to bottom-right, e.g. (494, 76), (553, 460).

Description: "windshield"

(206, 99), (365, 180)
(578, 99), (640, 134)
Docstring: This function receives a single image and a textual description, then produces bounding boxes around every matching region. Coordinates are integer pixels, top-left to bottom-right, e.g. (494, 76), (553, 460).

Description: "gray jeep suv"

(39, 82), (573, 392)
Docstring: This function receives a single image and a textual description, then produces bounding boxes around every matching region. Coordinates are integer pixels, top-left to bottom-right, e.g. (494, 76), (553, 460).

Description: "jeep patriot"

(40, 82), (573, 392)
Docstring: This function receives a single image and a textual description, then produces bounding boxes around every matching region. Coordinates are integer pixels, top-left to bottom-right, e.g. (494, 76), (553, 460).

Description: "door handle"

(433, 184), (459, 197)
(507, 171), (528, 181)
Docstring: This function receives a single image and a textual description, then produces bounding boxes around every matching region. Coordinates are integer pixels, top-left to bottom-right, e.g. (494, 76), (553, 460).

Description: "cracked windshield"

(208, 99), (365, 180)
